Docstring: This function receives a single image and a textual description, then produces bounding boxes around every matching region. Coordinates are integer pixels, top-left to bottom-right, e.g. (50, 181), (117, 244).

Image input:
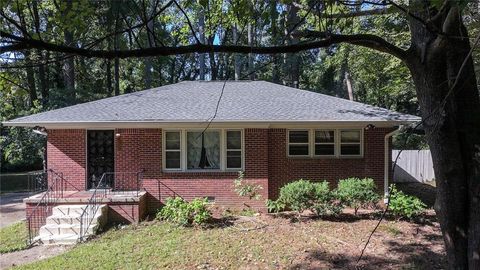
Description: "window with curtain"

(315, 130), (335, 156)
(340, 130), (361, 156)
(288, 130), (309, 156)
(165, 131), (181, 169)
(226, 130), (242, 169)
(187, 131), (220, 169)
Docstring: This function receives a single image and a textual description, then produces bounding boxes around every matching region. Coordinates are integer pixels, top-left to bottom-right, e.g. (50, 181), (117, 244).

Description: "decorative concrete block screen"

(392, 150), (435, 183)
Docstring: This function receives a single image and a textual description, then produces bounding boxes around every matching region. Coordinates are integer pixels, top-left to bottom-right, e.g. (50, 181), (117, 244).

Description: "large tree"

(1, 0), (479, 268)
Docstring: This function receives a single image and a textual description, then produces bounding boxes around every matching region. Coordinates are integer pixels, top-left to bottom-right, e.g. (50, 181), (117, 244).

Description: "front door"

(87, 130), (114, 189)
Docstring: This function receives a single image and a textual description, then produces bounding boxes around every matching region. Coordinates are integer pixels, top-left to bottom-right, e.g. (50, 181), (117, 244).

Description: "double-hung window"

(164, 131), (182, 169)
(288, 130), (310, 156)
(314, 130), (335, 156)
(226, 130), (242, 169)
(340, 130), (362, 156)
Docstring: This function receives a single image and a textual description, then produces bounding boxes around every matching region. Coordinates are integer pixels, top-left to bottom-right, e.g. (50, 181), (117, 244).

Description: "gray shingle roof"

(4, 81), (419, 125)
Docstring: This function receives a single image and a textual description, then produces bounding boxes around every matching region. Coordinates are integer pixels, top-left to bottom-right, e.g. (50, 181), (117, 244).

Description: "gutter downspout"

(384, 126), (403, 203)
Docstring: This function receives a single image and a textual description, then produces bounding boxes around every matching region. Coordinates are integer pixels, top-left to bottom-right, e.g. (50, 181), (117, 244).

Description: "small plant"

(335, 177), (380, 215)
(266, 179), (342, 216)
(388, 185), (427, 219)
(233, 171), (263, 200)
(156, 197), (212, 226)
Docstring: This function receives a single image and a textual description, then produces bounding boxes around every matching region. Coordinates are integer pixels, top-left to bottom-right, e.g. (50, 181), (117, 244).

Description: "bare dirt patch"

(0, 245), (71, 270)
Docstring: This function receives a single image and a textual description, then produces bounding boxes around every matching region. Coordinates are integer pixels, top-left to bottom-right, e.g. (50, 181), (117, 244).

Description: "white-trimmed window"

(288, 130), (310, 156)
(340, 130), (362, 156)
(287, 128), (363, 158)
(163, 129), (244, 171)
(226, 130), (242, 169)
(314, 130), (335, 156)
(164, 131), (181, 169)
(186, 130), (221, 170)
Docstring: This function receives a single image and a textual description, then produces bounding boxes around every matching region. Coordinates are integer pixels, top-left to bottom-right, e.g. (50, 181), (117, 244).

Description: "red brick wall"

(45, 127), (393, 214)
(25, 203), (51, 232)
(268, 128), (394, 199)
(108, 196), (147, 224)
(47, 129), (86, 190)
(114, 128), (269, 213)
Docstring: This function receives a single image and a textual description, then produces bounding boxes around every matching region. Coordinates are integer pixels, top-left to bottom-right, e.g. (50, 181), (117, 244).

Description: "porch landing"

(25, 191), (148, 225)
(24, 190), (147, 204)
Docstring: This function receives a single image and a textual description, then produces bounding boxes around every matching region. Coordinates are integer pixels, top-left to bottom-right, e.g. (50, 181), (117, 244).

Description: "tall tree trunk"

(247, 22), (254, 80)
(233, 23), (241, 80)
(144, 19), (154, 88)
(18, 7), (37, 106)
(284, 3), (301, 88)
(169, 56), (176, 83)
(106, 59), (112, 96)
(32, 1), (48, 106)
(24, 50), (37, 106)
(406, 4), (480, 269)
(38, 51), (49, 106)
(114, 58), (120, 96)
(345, 72), (354, 101)
(63, 0), (75, 104)
(270, 0), (280, 83)
(54, 52), (64, 90)
(198, 8), (206, 80)
(208, 36), (218, 80)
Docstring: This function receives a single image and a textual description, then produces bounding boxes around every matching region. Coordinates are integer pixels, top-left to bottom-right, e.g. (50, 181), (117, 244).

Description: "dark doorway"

(87, 130), (114, 189)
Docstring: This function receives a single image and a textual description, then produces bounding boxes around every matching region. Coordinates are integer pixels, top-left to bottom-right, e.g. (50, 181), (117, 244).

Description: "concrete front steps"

(37, 204), (108, 245)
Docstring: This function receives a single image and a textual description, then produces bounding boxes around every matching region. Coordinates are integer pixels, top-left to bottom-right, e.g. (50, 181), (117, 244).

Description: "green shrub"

(266, 179), (341, 216)
(156, 197), (212, 226)
(233, 171), (263, 200)
(335, 177), (380, 215)
(388, 185), (426, 219)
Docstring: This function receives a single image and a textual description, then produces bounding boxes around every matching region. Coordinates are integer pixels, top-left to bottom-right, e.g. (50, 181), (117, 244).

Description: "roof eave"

(2, 119), (420, 129)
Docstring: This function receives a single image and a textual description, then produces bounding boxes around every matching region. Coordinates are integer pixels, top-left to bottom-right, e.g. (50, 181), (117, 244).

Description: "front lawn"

(15, 213), (446, 269)
(0, 222), (28, 253)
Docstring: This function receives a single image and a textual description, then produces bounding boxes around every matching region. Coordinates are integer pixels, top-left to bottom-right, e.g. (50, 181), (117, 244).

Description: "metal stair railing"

(78, 173), (108, 242)
(25, 169), (64, 245)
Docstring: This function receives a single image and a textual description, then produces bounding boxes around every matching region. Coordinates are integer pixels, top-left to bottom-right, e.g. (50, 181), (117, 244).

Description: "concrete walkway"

(0, 192), (33, 228)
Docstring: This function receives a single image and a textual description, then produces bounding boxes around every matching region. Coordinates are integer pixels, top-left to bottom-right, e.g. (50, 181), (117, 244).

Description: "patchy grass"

(15, 213), (446, 269)
(0, 222), (28, 253)
(379, 223), (402, 237)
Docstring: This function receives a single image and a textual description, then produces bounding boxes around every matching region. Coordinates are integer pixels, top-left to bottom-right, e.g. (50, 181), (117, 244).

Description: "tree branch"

(326, 7), (397, 18)
(0, 30), (408, 61)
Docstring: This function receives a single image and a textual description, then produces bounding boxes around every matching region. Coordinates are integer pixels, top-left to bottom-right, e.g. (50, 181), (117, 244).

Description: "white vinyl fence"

(392, 150), (435, 183)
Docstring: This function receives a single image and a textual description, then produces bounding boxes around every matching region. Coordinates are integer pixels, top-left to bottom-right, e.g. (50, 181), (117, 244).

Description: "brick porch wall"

(267, 128), (394, 199)
(47, 129), (86, 190)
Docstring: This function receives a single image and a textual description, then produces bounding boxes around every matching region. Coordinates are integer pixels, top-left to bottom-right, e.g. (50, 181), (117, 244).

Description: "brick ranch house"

(4, 80), (418, 226)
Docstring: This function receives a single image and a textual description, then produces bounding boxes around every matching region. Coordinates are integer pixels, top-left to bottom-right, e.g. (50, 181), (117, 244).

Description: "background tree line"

(2, 0), (460, 171)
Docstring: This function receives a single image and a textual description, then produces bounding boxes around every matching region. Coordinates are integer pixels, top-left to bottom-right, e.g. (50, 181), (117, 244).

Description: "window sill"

(161, 170), (240, 176)
(287, 156), (364, 160)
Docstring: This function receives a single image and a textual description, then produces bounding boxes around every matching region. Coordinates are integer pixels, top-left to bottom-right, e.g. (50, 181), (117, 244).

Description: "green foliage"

(388, 185), (427, 219)
(0, 222), (28, 254)
(266, 179), (342, 216)
(156, 197), (211, 227)
(233, 171), (263, 201)
(335, 178), (380, 215)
